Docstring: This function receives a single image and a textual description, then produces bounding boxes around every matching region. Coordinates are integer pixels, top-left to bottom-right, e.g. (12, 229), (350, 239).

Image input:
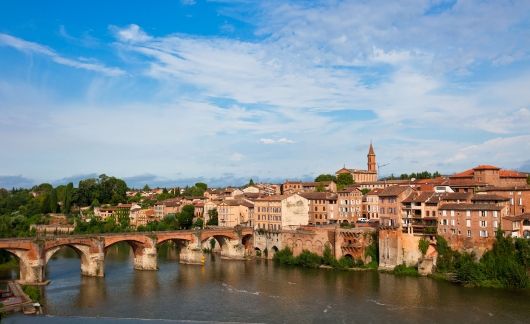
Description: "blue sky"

(1, 0), (530, 188)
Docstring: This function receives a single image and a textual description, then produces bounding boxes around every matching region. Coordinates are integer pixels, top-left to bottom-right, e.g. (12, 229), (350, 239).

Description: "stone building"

(336, 187), (363, 224)
(363, 188), (383, 221)
(449, 165), (527, 188)
(437, 202), (508, 254)
(300, 192), (338, 225)
(378, 186), (414, 228)
(254, 195), (284, 231)
(280, 194), (310, 230)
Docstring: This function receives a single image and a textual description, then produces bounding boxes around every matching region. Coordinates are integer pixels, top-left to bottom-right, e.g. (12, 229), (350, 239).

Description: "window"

(493, 211), (498, 217)
(480, 230), (488, 238)
(493, 220), (498, 228)
(480, 220), (487, 227)
(467, 230), (471, 237)
(466, 210), (471, 217)
(451, 228), (456, 234)
(481, 210), (487, 217)
(451, 219), (455, 226)
(442, 210), (447, 216)
(466, 219), (471, 227)
(450, 210), (455, 217)
(519, 198), (523, 206)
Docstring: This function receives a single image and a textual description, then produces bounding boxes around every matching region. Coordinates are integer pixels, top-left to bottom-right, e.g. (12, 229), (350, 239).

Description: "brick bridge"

(0, 227), (253, 284)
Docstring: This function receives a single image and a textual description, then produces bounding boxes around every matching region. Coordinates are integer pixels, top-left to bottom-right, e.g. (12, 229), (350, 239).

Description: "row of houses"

(88, 159), (529, 255)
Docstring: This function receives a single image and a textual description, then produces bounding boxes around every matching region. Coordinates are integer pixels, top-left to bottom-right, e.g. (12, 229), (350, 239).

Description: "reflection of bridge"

(0, 227), (253, 284)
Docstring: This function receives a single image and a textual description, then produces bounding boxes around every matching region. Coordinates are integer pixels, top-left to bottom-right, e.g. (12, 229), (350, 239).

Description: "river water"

(2, 243), (529, 323)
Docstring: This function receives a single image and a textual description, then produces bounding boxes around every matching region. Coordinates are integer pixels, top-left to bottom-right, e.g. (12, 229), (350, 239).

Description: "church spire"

(367, 142), (376, 173)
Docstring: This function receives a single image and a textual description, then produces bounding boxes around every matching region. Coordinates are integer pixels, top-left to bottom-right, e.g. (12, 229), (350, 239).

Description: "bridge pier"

(133, 239), (158, 271)
(220, 238), (246, 260)
(81, 251), (105, 277)
(179, 242), (204, 265)
(19, 259), (45, 284)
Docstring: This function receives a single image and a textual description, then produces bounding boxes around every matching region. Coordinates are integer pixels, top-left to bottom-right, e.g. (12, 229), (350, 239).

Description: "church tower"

(367, 142), (376, 173)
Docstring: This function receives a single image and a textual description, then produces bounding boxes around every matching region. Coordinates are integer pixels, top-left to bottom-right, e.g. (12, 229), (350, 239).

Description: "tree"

(195, 182), (208, 192)
(207, 208), (218, 226)
(316, 183), (325, 192)
(361, 188), (371, 195)
(62, 182), (73, 214)
(315, 174), (337, 182)
(337, 173), (354, 189)
(177, 205), (195, 229)
(527, 175), (530, 185)
(49, 189), (58, 213)
(143, 184), (151, 191)
(193, 218), (204, 228)
(248, 178), (255, 186)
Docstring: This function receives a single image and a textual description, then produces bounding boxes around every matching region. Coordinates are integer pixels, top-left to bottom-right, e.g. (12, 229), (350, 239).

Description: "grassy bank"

(22, 285), (41, 302)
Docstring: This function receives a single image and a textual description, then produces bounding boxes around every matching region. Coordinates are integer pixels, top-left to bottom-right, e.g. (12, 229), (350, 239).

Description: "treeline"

(0, 174), (128, 237)
(435, 233), (529, 288)
(384, 171), (441, 180)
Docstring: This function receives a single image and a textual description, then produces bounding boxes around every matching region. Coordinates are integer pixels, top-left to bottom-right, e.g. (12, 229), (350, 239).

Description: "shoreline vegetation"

(272, 232), (529, 289)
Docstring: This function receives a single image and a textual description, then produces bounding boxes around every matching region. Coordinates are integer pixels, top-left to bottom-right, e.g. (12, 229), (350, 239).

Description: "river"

(2, 243), (529, 323)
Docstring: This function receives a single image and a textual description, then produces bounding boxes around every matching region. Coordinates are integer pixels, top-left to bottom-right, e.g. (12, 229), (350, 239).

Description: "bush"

(418, 238), (429, 256)
(436, 232), (529, 288)
(296, 250), (322, 268)
(393, 264), (419, 276)
(22, 285), (41, 302)
(273, 247), (297, 266)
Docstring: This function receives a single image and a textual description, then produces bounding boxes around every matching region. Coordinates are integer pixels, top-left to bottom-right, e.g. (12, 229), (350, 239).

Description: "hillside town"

(78, 143), (529, 258)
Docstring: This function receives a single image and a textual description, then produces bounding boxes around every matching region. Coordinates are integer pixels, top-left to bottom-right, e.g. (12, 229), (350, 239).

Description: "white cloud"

(181, 0), (196, 6)
(260, 138), (295, 144)
(0, 33), (125, 76)
(110, 24), (151, 43)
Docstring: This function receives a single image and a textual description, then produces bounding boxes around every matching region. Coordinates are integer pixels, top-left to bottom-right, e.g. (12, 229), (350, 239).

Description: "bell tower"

(367, 142), (376, 173)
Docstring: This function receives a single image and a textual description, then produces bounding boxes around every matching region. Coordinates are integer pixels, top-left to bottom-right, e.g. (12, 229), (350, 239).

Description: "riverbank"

(0, 281), (38, 315)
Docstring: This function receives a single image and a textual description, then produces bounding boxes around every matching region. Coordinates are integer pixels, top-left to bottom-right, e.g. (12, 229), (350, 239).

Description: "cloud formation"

(0, 1), (529, 185)
(260, 138), (295, 145)
(0, 33), (125, 76)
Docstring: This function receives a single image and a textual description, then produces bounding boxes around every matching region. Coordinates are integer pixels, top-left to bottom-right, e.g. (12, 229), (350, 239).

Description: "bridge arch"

(104, 237), (157, 271)
(0, 248), (29, 281)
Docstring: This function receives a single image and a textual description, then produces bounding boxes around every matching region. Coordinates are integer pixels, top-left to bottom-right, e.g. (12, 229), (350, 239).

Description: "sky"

(1, 0), (530, 188)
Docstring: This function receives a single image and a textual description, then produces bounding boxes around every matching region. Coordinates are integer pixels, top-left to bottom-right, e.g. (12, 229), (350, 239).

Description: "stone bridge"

(0, 227), (253, 284)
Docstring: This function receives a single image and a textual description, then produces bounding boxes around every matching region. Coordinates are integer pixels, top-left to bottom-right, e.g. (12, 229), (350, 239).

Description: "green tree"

(248, 178), (255, 186)
(527, 175), (530, 185)
(49, 188), (58, 213)
(62, 182), (73, 214)
(143, 184), (151, 191)
(336, 173), (354, 189)
(361, 188), (371, 195)
(315, 183), (325, 192)
(193, 218), (204, 228)
(315, 174), (337, 182)
(206, 208), (218, 226)
(177, 205), (195, 229)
